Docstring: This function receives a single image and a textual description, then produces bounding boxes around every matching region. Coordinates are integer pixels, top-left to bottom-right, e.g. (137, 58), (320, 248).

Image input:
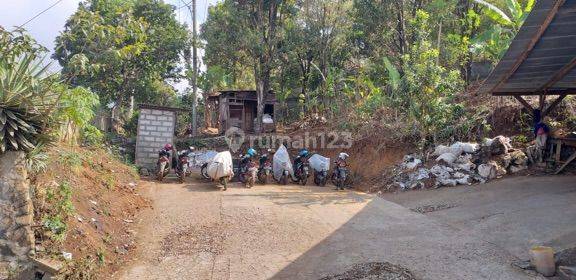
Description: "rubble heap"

(387, 135), (528, 191)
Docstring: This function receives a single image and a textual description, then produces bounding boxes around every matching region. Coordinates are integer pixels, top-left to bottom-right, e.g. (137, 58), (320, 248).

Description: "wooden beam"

(555, 151), (576, 174)
(489, 0), (565, 94)
(493, 89), (576, 96)
(542, 94), (567, 117)
(514, 96), (535, 112)
(537, 56), (576, 92)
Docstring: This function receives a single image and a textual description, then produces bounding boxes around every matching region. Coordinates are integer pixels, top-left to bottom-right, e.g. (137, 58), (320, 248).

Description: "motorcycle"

(175, 153), (189, 183)
(257, 156), (273, 184)
(277, 162), (290, 185)
(314, 169), (328, 186)
(292, 157), (310, 186)
(156, 154), (171, 181)
(238, 160), (258, 188)
(200, 162), (210, 179)
(331, 164), (349, 190)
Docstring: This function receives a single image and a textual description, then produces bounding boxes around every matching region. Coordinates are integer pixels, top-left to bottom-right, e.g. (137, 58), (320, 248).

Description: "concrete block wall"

(135, 108), (176, 170)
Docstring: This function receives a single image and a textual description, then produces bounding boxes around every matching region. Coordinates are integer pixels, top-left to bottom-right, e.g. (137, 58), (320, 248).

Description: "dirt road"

(117, 176), (540, 280)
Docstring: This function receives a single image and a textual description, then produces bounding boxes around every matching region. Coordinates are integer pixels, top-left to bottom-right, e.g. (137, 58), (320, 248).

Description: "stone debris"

(386, 135), (529, 191)
(319, 262), (416, 280)
(411, 203), (457, 214)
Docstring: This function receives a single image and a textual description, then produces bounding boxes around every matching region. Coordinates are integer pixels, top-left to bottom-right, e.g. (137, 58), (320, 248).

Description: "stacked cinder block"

(135, 108), (176, 170)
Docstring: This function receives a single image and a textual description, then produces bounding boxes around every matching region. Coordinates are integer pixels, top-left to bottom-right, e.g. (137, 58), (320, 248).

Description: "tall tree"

(54, 0), (190, 110)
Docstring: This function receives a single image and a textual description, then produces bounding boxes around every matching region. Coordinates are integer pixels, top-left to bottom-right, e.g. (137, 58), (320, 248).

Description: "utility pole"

(183, 0), (198, 136)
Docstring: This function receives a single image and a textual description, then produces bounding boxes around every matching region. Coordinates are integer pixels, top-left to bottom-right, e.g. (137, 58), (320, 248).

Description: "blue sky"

(0, 0), (220, 92)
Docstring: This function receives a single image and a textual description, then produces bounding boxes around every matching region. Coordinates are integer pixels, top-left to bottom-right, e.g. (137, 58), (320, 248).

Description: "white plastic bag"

(273, 145), (294, 181)
(262, 114), (274, 124)
(436, 153), (457, 165)
(452, 142), (480, 154)
(207, 151), (233, 180)
(195, 150), (217, 167)
(308, 154), (330, 172)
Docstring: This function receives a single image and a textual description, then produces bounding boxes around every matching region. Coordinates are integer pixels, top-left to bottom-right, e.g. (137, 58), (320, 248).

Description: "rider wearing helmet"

(159, 143), (173, 158)
(294, 149), (309, 172)
(240, 148), (257, 172)
(159, 143), (177, 170)
(335, 152), (349, 167)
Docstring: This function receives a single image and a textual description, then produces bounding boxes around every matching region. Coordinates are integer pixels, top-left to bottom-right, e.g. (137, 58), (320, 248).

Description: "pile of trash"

(387, 135), (529, 191)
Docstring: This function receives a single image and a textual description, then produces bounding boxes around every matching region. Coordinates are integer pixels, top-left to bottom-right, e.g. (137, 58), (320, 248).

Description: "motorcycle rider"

(156, 144), (175, 180)
(293, 149), (309, 175)
(240, 148), (257, 172)
(334, 152), (350, 190)
(159, 144), (175, 166)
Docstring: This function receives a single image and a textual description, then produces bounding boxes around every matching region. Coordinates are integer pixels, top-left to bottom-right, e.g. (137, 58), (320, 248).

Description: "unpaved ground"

(117, 175), (541, 280)
(383, 175), (576, 261)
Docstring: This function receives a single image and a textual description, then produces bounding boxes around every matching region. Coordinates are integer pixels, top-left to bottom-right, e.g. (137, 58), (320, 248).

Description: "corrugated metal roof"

(478, 0), (576, 96)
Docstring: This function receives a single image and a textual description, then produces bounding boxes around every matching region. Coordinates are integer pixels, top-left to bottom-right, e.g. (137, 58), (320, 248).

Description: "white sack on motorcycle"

(308, 154), (330, 172)
(207, 151), (234, 179)
(273, 145), (294, 181)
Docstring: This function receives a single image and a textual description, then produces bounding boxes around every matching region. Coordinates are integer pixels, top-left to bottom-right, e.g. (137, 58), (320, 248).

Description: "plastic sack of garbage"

(207, 151), (233, 180)
(194, 150), (218, 167)
(451, 142), (479, 154)
(308, 154), (330, 172)
(273, 145), (294, 181)
(262, 113), (274, 124)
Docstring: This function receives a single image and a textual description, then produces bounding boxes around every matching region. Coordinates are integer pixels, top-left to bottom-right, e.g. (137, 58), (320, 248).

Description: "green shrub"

(43, 181), (75, 242)
(82, 125), (104, 146)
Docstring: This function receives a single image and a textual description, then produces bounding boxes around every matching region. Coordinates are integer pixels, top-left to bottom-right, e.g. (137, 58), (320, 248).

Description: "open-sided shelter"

(478, 0), (576, 117)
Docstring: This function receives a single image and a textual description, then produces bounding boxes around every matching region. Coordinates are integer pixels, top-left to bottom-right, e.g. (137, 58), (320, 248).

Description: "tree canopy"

(54, 0), (191, 107)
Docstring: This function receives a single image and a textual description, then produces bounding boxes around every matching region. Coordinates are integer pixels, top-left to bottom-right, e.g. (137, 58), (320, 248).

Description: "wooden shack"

(207, 90), (278, 134)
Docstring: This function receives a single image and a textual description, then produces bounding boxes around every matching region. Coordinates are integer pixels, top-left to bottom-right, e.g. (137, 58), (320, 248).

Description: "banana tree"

(471, 0), (535, 61)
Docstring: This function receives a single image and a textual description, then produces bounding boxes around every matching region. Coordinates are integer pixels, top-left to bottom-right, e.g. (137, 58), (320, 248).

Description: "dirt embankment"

(32, 146), (150, 278)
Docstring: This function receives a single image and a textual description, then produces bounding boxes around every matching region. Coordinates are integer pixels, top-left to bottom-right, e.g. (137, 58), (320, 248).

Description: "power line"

(19, 0), (65, 28)
(177, 0), (193, 10)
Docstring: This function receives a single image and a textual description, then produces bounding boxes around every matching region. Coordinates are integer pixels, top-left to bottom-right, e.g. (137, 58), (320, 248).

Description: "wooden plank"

(514, 96), (535, 111)
(538, 57), (576, 91)
(543, 94), (568, 116)
(555, 150), (576, 174)
(493, 89), (576, 96)
(556, 142), (562, 162)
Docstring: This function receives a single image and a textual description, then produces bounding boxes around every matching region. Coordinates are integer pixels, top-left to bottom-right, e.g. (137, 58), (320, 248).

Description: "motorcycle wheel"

(201, 164), (210, 179)
(320, 177), (327, 187)
(300, 172), (308, 186)
(314, 175), (320, 186)
(178, 171), (185, 183)
(258, 171), (268, 184)
(239, 173), (246, 184)
(157, 163), (166, 181)
(330, 173), (337, 186)
(280, 174), (288, 185)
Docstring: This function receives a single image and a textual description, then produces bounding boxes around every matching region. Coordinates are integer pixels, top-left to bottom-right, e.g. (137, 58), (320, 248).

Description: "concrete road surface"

(117, 176), (542, 280)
